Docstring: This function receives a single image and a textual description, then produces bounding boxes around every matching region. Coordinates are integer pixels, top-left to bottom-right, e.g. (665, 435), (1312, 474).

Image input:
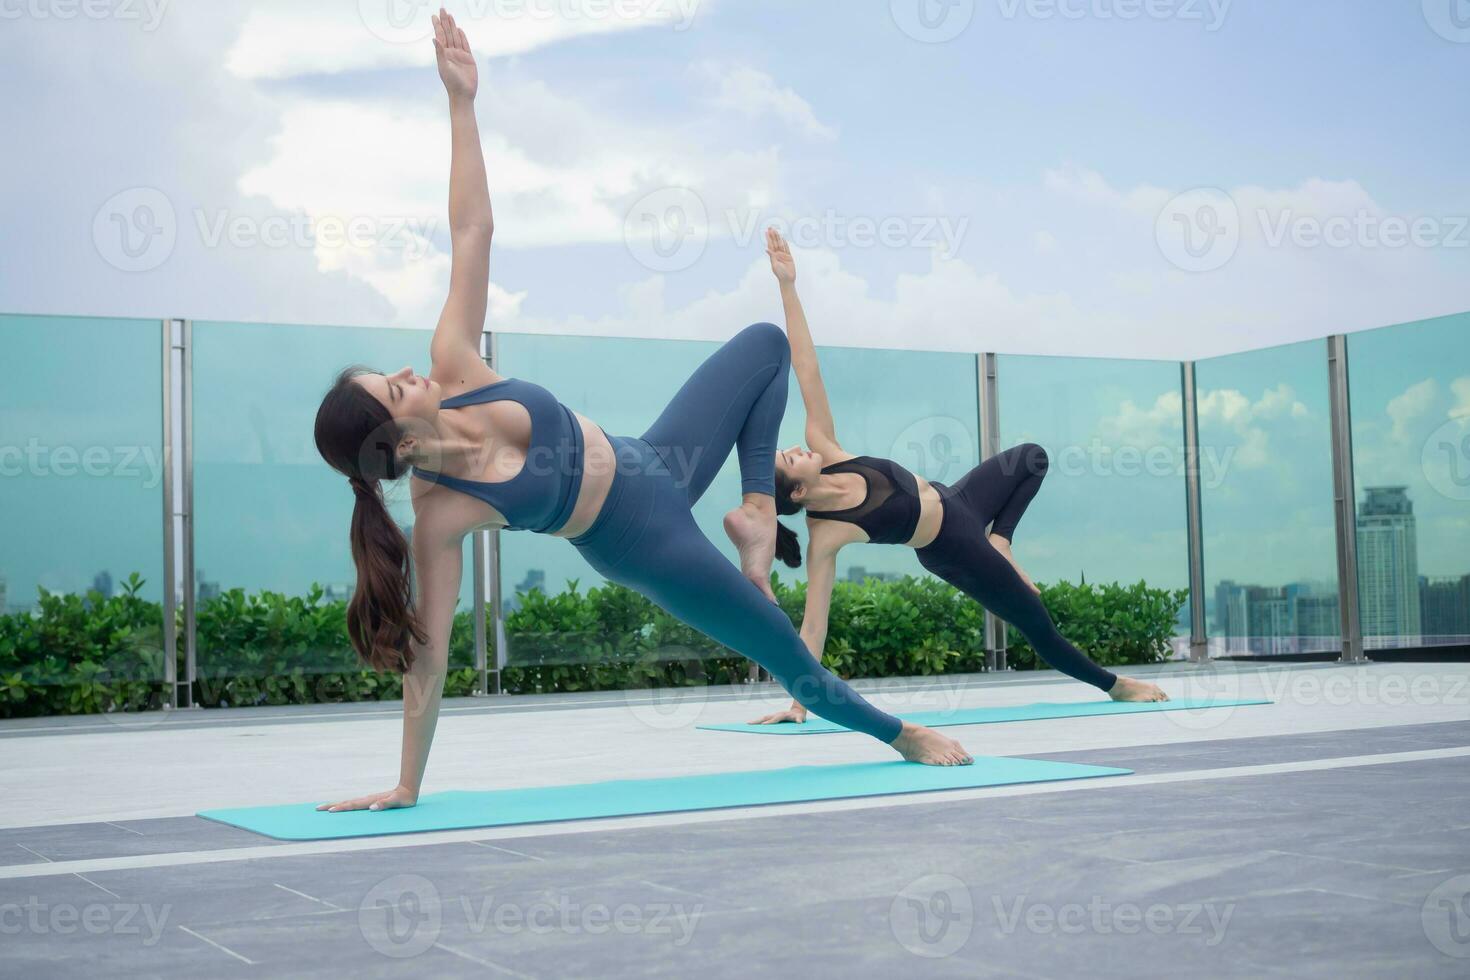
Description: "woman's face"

(775, 444), (824, 496)
(355, 366), (440, 421)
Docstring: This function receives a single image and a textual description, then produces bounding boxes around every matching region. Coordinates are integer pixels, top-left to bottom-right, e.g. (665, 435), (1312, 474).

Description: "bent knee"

(737, 321), (789, 362)
(1020, 442), (1049, 477)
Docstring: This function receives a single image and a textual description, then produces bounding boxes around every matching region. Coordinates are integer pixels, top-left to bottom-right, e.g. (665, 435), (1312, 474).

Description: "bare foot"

(724, 499), (777, 602)
(891, 722), (974, 766)
(988, 534), (1040, 595)
(1108, 675), (1169, 702)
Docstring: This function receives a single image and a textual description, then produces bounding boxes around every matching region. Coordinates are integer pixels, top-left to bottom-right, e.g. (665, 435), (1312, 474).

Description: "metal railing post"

(180, 320), (196, 705)
(1181, 361), (1209, 663)
(160, 320), (177, 707)
(1327, 335), (1366, 663)
(482, 330), (505, 695)
(977, 352), (1007, 671)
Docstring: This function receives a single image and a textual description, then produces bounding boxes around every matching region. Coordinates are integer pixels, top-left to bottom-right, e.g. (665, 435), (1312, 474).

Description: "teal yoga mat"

(697, 697), (1273, 735)
(198, 757), (1131, 841)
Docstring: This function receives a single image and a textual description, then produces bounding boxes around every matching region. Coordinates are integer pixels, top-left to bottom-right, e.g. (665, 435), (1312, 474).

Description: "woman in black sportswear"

(752, 229), (1168, 726)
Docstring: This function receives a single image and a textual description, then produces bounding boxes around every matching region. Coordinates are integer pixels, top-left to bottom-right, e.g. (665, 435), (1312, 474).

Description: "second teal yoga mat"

(199, 757), (1131, 841)
(697, 697), (1273, 735)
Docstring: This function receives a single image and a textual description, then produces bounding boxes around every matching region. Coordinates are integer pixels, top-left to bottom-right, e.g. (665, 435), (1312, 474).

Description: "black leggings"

(917, 443), (1118, 693)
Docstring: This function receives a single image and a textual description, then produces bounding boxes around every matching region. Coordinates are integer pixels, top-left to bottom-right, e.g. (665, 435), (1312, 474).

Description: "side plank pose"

(310, 14), (973, 812)
(751, 228), (1169, 726)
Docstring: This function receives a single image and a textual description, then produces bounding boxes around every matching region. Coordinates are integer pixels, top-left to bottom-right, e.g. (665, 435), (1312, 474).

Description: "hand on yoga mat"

(317, 785), (418, 813)
(748, 701), (809, 725)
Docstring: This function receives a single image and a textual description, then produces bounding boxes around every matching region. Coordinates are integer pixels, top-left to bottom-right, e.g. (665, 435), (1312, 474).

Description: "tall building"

(1356, 486), (1421, 649)
(1213, 580), (1250, 653)
(846, 566), (899, 584)
(0, 575), (7, 615)
(1420, 574), (1470, 640)
(196, 569), (221, 603)
(517, 569), (546, 595)
(92, 570), (114, 599)
(1295, 593), (1341, 653)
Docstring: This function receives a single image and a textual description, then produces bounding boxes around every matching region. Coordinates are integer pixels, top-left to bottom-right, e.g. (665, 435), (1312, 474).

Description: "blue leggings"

(921, 444), (1118, 692)
(570, 323), (904, 743)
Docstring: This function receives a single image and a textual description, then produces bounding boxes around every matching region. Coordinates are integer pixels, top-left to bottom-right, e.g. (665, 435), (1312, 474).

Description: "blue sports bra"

(411, 377), (586, 534)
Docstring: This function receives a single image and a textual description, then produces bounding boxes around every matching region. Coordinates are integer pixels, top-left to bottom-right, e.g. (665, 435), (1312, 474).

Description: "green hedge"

(0, 572), (1185, 719)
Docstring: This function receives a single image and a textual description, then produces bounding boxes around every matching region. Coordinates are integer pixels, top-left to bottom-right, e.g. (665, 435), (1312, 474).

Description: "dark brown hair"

(313, 366), (428, 673)
(773, 467), (803, 568)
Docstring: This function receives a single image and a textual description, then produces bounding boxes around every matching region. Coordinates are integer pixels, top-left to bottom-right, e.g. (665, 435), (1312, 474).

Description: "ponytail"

(315, 366), (428, 673)
(347, 477), (428, 673)
(773, 465), (805, 568)
(775, 521), (802, 568)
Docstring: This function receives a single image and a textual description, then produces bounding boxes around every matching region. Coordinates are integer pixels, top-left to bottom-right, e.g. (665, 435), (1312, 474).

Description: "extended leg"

(625, 508), (904, 742)
(920, 532), (1117, 692)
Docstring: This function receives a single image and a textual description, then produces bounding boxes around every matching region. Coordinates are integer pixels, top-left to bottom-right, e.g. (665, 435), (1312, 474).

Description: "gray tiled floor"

(3, 664), (1469, 977)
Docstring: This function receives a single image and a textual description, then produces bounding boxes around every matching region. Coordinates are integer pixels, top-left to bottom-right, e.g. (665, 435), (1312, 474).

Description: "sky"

(1, 3), (1467, 654)
(1, 1), (1468, 360)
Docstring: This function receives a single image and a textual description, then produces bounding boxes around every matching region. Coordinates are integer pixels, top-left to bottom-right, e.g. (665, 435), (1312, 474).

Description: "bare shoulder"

(805, 514), (863, 555)
(409, 478), (498, 545)
(428, 332), (499, 395)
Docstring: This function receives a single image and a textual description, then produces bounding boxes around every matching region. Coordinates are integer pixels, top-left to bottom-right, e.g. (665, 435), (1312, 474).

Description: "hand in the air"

(433, 8), (478, 100)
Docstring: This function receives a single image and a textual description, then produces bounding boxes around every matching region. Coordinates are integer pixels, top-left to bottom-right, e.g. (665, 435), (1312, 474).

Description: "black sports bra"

(806, 455), (923, 545)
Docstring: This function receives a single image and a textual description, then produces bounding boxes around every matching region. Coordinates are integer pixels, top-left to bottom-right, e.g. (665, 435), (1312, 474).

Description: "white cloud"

(694, 61), (837, 141)
(1386, 378), (1437, 442)
(226, 0), (706, 80)
(1449, 376), (1470, 420)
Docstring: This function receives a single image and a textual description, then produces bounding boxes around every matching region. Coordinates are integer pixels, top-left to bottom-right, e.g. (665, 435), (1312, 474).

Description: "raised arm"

(319, 518), (462, 812)
(749, 527), (844, 726)
(428, 9), (495, 380)
(766, 228), (842, 459)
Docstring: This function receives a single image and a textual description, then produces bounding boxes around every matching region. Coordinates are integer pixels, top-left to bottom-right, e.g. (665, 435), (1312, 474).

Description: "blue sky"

(1, 3), (1467, 643)
(1, 1), (1467, 359)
